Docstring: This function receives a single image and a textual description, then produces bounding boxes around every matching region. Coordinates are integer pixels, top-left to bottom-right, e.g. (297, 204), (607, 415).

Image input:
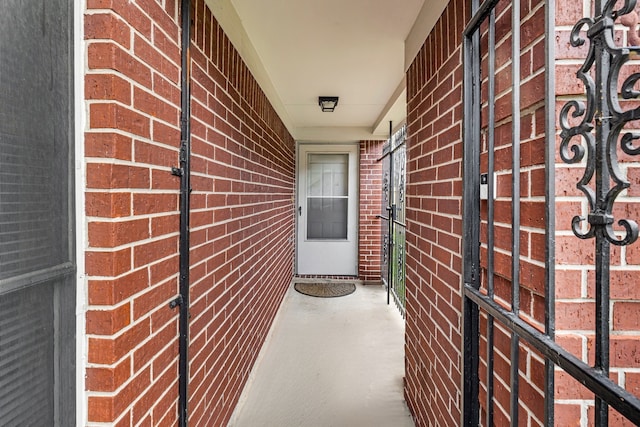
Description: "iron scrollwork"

(382, 233), (389, 268)
(397, 151), (406, 211)
(559, 0), (640, 246)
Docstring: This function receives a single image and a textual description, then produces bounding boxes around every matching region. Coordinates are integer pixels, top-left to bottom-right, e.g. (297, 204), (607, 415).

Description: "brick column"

(359, 140), (384, 283)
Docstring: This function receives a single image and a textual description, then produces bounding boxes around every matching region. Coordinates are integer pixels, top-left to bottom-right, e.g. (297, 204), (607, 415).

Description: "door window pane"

(307, 154), (348, 197)
(306, 154), (349, 240)
(307, 198), (348, 239)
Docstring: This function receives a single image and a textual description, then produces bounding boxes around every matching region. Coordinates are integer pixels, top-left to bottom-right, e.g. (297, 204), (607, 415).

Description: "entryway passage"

(228, 281), (414, 426)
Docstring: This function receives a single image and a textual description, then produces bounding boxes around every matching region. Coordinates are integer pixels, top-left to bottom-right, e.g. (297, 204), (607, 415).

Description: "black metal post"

(387, 121), (393, 306)
(462, 0), (482, 422)
(177, 0), (191, 425)
(592, 3), (611, 424)
(509, 2), (521, 426)
(544, 0), (556, 422)
(486, 9), (496, 425)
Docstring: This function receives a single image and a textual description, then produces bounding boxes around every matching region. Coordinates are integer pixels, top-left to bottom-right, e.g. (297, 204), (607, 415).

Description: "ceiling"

(205, 0), (447, 142)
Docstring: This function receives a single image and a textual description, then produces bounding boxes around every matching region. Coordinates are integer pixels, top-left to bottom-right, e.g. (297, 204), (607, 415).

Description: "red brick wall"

(404, 1), (467, 424)
(84, 0), (295, 425)
(359, 140), (384, 283)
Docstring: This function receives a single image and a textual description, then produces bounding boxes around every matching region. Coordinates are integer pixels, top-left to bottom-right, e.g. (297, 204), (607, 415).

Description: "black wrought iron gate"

(380, 125), (407, 315)
(463, 0), (640, 425)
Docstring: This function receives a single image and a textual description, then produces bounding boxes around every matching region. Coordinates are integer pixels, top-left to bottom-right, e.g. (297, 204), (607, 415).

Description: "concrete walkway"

(228, 281), (415, 427)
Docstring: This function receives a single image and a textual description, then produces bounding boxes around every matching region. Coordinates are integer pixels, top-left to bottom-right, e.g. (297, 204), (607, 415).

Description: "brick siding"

(359, 140), (385, 283)
(84, 0), (295, 425)
(404, 1), (468, 424)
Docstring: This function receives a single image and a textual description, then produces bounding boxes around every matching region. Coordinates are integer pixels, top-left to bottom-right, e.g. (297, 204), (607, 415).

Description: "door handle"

(298, 206), (302, 216)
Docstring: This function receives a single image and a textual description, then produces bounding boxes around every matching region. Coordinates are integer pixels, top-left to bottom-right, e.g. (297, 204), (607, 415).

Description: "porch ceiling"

(205, 0), (447, 142)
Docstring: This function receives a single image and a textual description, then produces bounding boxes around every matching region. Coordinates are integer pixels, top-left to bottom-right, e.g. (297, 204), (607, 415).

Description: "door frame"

(74, 0), (86, 424)
(295, 142), (360, 276)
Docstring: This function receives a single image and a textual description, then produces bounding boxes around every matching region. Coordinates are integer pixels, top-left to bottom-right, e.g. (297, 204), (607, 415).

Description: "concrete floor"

(228, 281), (415, 427)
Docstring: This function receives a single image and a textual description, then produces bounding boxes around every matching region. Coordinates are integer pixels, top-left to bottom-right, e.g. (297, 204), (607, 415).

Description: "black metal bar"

(464, 285), (640, 424)
(462, 0), (481, 421)
(177, 0), (191, 425)
(486, 9), (496, 425)
(377, 144), (391, 162)
(379, 149), (391, 294)
(387, 121), (393, 306)
(544, 0), (556, 422)
(385, 126), (407, 315)
(509, 2), (521, 425)
(463, 298), (480, 426)
(463, 0), (501, 37)
(592, 2), (610, 424)
(485, 4), (497, 312)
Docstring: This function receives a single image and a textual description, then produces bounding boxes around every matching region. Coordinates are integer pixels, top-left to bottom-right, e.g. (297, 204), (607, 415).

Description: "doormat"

(294, 282), (356, 298)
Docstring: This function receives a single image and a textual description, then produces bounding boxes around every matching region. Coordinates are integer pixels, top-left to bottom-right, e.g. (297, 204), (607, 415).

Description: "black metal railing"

(380, 125), (407, 316)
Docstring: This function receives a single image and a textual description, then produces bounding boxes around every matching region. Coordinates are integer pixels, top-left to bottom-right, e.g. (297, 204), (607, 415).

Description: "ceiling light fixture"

(318, 96), (339, 112)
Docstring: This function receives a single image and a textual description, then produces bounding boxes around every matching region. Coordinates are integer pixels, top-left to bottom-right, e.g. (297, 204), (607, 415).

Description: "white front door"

(297, 144), (359, 275)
